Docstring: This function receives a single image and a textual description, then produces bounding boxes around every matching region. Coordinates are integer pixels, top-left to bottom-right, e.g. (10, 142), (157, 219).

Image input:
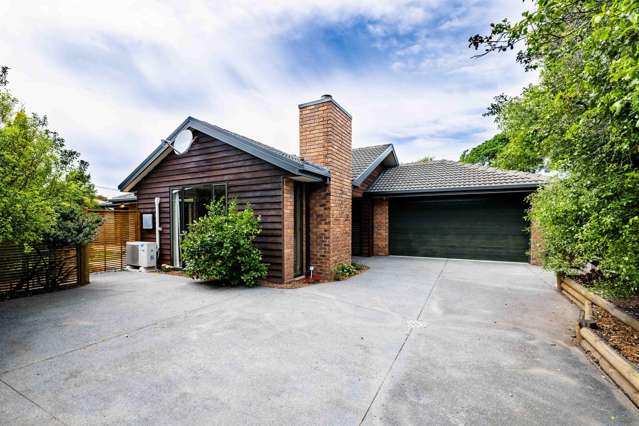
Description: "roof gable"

(118, 117), (330, 192)
(351, 144), (398, 187)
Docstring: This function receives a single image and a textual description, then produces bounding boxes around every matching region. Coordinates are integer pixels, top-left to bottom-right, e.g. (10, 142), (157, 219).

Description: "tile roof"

(108, 193), (137, 202)
(351, 144), (393, 180)
(367, 160), (546, 194)
(200, 120), (330, 176)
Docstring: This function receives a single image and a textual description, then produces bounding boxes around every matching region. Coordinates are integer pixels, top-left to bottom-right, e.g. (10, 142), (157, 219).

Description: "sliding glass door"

(171, 183), (226, 267)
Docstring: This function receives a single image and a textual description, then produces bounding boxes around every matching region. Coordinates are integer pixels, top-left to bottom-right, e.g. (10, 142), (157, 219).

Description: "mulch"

(259, 264), (370, 289)
(612, 296), (639, 319)
(591, 304), (639, 368)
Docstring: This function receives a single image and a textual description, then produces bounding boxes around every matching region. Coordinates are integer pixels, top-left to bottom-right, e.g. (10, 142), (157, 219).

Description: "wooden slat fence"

(0, 244), (84, 299)
(88, 209), (140, 273)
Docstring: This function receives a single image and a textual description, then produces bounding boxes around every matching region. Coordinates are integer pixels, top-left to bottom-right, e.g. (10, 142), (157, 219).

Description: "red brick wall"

(373, 198), (389, 256)
(352, 164), (384, 198)
(299, 97), (352, 279)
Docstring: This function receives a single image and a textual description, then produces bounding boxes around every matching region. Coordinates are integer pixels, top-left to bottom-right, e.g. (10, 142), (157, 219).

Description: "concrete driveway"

(1, 257), (636, 425)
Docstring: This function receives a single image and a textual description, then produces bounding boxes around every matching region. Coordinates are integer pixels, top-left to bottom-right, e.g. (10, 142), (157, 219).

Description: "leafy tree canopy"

(469, 0), (639, 294)
(460, 132), (509, 166)
(0, 68), (98, 249)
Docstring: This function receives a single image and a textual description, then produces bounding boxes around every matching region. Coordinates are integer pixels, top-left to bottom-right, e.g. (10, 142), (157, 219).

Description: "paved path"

(1, 257), (636, 425)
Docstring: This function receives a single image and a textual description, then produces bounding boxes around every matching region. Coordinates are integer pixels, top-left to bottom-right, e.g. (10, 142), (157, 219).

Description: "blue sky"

(0, 0), (535, 196)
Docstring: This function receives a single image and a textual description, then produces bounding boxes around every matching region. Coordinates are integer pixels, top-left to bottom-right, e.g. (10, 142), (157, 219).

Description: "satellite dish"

(172, 129), (193, 155)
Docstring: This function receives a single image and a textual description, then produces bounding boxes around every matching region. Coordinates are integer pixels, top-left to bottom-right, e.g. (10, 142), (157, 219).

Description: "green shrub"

(180, 199), (267, 287)
(334, 263), (358, 281)
(529, 174), (639, 295)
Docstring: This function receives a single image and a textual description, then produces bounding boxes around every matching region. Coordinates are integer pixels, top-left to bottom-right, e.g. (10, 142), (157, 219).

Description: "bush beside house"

(181, 199), (268, 287)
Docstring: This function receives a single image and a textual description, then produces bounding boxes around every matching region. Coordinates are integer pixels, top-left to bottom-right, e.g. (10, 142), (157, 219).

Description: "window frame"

(169, 181), (228, 266)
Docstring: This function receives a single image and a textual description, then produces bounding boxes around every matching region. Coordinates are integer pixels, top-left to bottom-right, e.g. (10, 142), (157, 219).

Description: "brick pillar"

(299, 95), (352, 280)
(282, 177), (295, 282)
(360, 198), (373, 257)
(373, 198), (389, 256)
(530, 222), (544, 265)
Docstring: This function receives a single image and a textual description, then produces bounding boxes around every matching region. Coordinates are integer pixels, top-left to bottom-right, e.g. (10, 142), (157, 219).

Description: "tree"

(470, 0), (639, 294)
(460, 133), (509, 166)
(0, 68), (98, 250)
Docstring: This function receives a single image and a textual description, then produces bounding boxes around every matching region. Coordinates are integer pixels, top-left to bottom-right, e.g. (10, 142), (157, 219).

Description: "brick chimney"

(299, 95), (353, 279)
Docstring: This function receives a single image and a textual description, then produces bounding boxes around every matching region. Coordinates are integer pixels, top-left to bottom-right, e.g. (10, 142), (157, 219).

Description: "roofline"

(118, 116), (330, 192)
(352, 145), (399, 187)
(298, 96), (352, 119)
(365, 182), (542, 197)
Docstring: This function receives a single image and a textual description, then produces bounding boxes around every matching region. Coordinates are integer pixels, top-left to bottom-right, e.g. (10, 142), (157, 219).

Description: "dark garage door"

(389, 194), (530, 262)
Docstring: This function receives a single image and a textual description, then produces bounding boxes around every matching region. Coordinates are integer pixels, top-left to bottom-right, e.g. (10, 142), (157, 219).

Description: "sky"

(0, 0), (536, 197)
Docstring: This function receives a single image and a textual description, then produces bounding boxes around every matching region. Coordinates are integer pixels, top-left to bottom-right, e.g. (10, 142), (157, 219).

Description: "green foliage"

(334, 263), (358, 281)
(181, 199), (268, 286)
(416, 156), (433, 163)
(472, 0), (639, 293)
(460, 133), (509, 166)
(43, 206), (102, 248)
(0, 68), (97, 250)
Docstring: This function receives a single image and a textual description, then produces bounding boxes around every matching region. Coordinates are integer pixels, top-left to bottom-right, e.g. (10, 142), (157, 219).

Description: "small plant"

(352, 263), (367, 271)
(180, 199), (268, 286)
(160, 264), (181, 273)
(334, 263), (358, 281)
(304, 275), (322, 284)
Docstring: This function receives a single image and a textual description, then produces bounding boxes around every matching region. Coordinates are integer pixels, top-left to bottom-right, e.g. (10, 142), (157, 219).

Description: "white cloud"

(0, 0), (535, 197)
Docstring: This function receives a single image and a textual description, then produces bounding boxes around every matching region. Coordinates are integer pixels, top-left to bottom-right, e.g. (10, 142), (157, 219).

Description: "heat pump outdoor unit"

(126, 242), (158, 270)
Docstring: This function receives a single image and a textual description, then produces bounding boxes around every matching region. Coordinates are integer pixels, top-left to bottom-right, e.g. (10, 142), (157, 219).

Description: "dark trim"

(366, 184), (540, 198)
(352, 145), (398, 187)
(298, 97), (352, 119)
(119, 116), (330, 192)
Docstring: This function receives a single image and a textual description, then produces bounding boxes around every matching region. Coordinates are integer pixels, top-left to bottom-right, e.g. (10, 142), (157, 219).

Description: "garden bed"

(260, 263), (369, 289)
(156, 263), (370, 288)
(592, 305), (639, 367)
(557, 275), (639, 405)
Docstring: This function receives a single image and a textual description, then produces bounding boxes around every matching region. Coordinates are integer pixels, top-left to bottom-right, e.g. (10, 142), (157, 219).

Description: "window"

(171, 183), (227, 266)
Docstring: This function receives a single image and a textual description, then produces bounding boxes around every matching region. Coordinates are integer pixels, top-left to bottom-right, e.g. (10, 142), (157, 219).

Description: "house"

(118, 95), (545, 283)
(99, 193), (138, 210)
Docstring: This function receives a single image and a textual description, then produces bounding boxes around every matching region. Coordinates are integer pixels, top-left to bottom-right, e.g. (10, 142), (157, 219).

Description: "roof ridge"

(196, 119), (329, 173)
(352, 143), (392, 151)
(205, 121), (298, 159)
(453, 159), (544, 179)
(396, 159), (543, 180)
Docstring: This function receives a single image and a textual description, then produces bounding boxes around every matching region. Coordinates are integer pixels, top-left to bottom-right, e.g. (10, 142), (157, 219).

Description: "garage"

(389, 193), (531, 262)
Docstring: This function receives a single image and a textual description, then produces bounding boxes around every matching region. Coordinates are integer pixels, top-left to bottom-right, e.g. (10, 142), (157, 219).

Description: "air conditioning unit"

(126, 242), (158, 270)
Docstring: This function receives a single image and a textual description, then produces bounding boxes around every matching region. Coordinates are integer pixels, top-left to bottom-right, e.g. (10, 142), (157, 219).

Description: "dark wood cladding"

(132, 131), (291, 281)
(352, 164), (385, 198)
